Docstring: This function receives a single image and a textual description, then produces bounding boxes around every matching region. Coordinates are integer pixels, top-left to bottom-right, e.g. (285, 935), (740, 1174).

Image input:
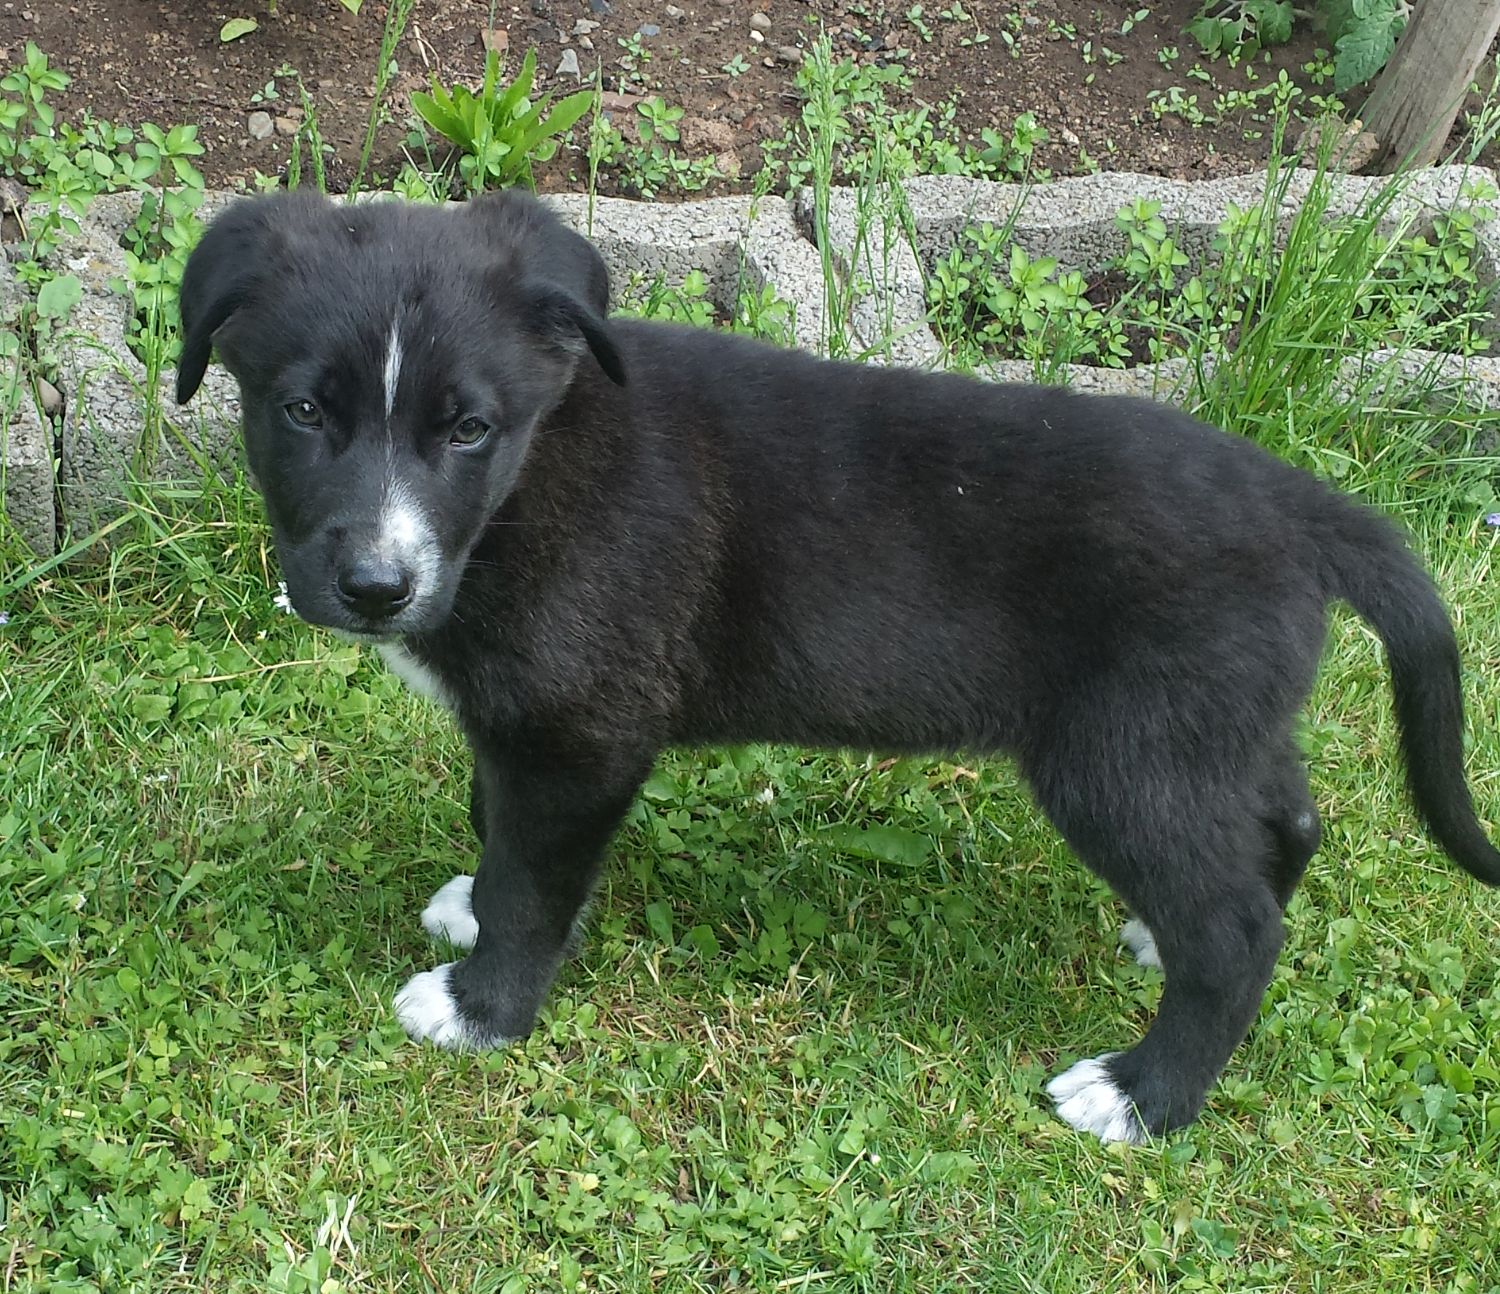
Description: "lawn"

(4, 395), (1500, 1293)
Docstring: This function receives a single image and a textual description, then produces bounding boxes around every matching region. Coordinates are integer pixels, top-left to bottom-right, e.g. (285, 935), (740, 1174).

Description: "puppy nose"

(336, 559), (413, 619)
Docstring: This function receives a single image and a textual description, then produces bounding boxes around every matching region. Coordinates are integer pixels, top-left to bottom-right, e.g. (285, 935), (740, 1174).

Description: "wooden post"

(1363, 0), (1500, 172)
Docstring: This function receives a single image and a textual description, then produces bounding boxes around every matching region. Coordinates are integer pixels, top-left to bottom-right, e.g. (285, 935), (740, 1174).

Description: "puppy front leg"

(395, 742), (650, 1050)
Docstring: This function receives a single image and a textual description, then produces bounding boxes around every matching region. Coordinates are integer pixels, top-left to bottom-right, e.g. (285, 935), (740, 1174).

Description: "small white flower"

(0, 610), (9, 627)
(273, 581), (294, 614)
(755, 786), (776, 804)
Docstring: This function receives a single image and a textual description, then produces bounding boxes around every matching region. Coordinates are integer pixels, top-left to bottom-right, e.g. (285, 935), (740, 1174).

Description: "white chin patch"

(1120, 917), (1163, 969)
(394, 964), (481, 1050)
(421, 875), (479, 950)
(1046, 1054), (1146, 1144)
(377, 643), (452, 709)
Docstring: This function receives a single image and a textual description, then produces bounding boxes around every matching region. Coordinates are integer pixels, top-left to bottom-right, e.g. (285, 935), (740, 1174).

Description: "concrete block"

(898, 164), (1500, 408)
(51, 191), (242, 537)
(542, 192), (830, 352)
(1, 254), (55, 557)
(979, 356), (1195, 402)
(792, 184), (943, 367)
(0, 365), (56, 559)
(902, 164), (1500, 277)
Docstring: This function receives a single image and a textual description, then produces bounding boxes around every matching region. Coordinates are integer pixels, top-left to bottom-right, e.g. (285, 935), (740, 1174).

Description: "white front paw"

(1046, 1054), (1146, 1145)
(394, 964), (478, 1050)
(421, 874), (479, 950)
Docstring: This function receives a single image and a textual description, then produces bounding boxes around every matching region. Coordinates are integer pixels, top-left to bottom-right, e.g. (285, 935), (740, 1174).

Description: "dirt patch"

(0, 0), (1392, 197)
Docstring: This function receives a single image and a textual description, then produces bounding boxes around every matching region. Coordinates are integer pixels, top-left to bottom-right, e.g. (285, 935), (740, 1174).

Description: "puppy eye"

(451, 416), (491, 448)
(284, 400), (323, 429)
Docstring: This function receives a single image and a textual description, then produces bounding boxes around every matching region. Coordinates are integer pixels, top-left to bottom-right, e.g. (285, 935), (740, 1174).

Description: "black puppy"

(175, 189), (1499, 1143)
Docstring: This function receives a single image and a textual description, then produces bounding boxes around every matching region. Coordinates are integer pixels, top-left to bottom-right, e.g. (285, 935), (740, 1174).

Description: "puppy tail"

(1318, 497), (1500, 886)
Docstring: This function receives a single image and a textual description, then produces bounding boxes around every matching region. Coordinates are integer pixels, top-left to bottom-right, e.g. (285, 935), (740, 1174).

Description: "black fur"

(177, 189), (1499, 1140)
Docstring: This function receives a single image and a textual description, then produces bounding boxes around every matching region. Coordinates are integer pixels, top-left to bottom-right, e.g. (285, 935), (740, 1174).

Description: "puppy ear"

(465, 189), (612, 316)
(175, 194), (306, 404)
(524, 283), (627, 387)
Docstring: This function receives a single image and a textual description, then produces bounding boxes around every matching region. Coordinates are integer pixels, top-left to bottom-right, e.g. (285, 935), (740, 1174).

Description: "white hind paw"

(1119, 917), (1162, 969)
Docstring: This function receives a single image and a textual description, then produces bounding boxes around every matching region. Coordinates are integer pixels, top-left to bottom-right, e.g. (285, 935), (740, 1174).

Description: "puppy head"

(175, 189), (624, 640)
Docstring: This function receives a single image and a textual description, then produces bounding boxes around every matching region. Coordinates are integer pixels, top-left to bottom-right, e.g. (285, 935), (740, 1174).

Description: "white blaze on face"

(378, 481), (425, 552)
(369, 308), (441, 608)
(383, 313), (404, 423)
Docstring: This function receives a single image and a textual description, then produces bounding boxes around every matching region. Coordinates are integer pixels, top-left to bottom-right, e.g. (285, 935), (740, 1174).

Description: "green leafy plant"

(763, 47), (1047, 189)
(636, 96), (684, 148)
(929, 225), (1128, 374)
(1187, 0), (1293, 61)
(588, 99), (719, 202)
(122, 178), (208, 369)
(972, 112), (1049, 178)
(620, 267), (797, 347)
(0, 36), (68, 127)
(410, 47), (595, 194)
(929, 177), (1497, 381)
(1319, 0), (1409, 91)
(1188, 0), (1408, 90)
(0, 41), (88, 255)
(0, 43), (206, 390)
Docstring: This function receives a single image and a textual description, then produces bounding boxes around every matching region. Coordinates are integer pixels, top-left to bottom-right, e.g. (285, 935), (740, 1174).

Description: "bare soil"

(0, 0), (1473, 197)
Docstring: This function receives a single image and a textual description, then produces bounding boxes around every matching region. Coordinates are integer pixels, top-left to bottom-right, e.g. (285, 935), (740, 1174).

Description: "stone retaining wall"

(4, 164), (1499, 557)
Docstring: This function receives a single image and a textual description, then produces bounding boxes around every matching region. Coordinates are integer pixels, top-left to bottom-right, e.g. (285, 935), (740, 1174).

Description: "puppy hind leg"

(1081, 864), (1283, 1140)
(1035, 766), (1286, 1141)
(1261, 746), (1320, 909)
(1118, 749), (1312, 969)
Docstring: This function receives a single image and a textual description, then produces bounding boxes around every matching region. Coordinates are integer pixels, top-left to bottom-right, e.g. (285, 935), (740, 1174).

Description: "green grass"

(3, 423), (1500, 1294)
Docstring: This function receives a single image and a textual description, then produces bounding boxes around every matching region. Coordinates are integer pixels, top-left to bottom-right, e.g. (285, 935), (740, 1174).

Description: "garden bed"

(0, 1), (1351, 197)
